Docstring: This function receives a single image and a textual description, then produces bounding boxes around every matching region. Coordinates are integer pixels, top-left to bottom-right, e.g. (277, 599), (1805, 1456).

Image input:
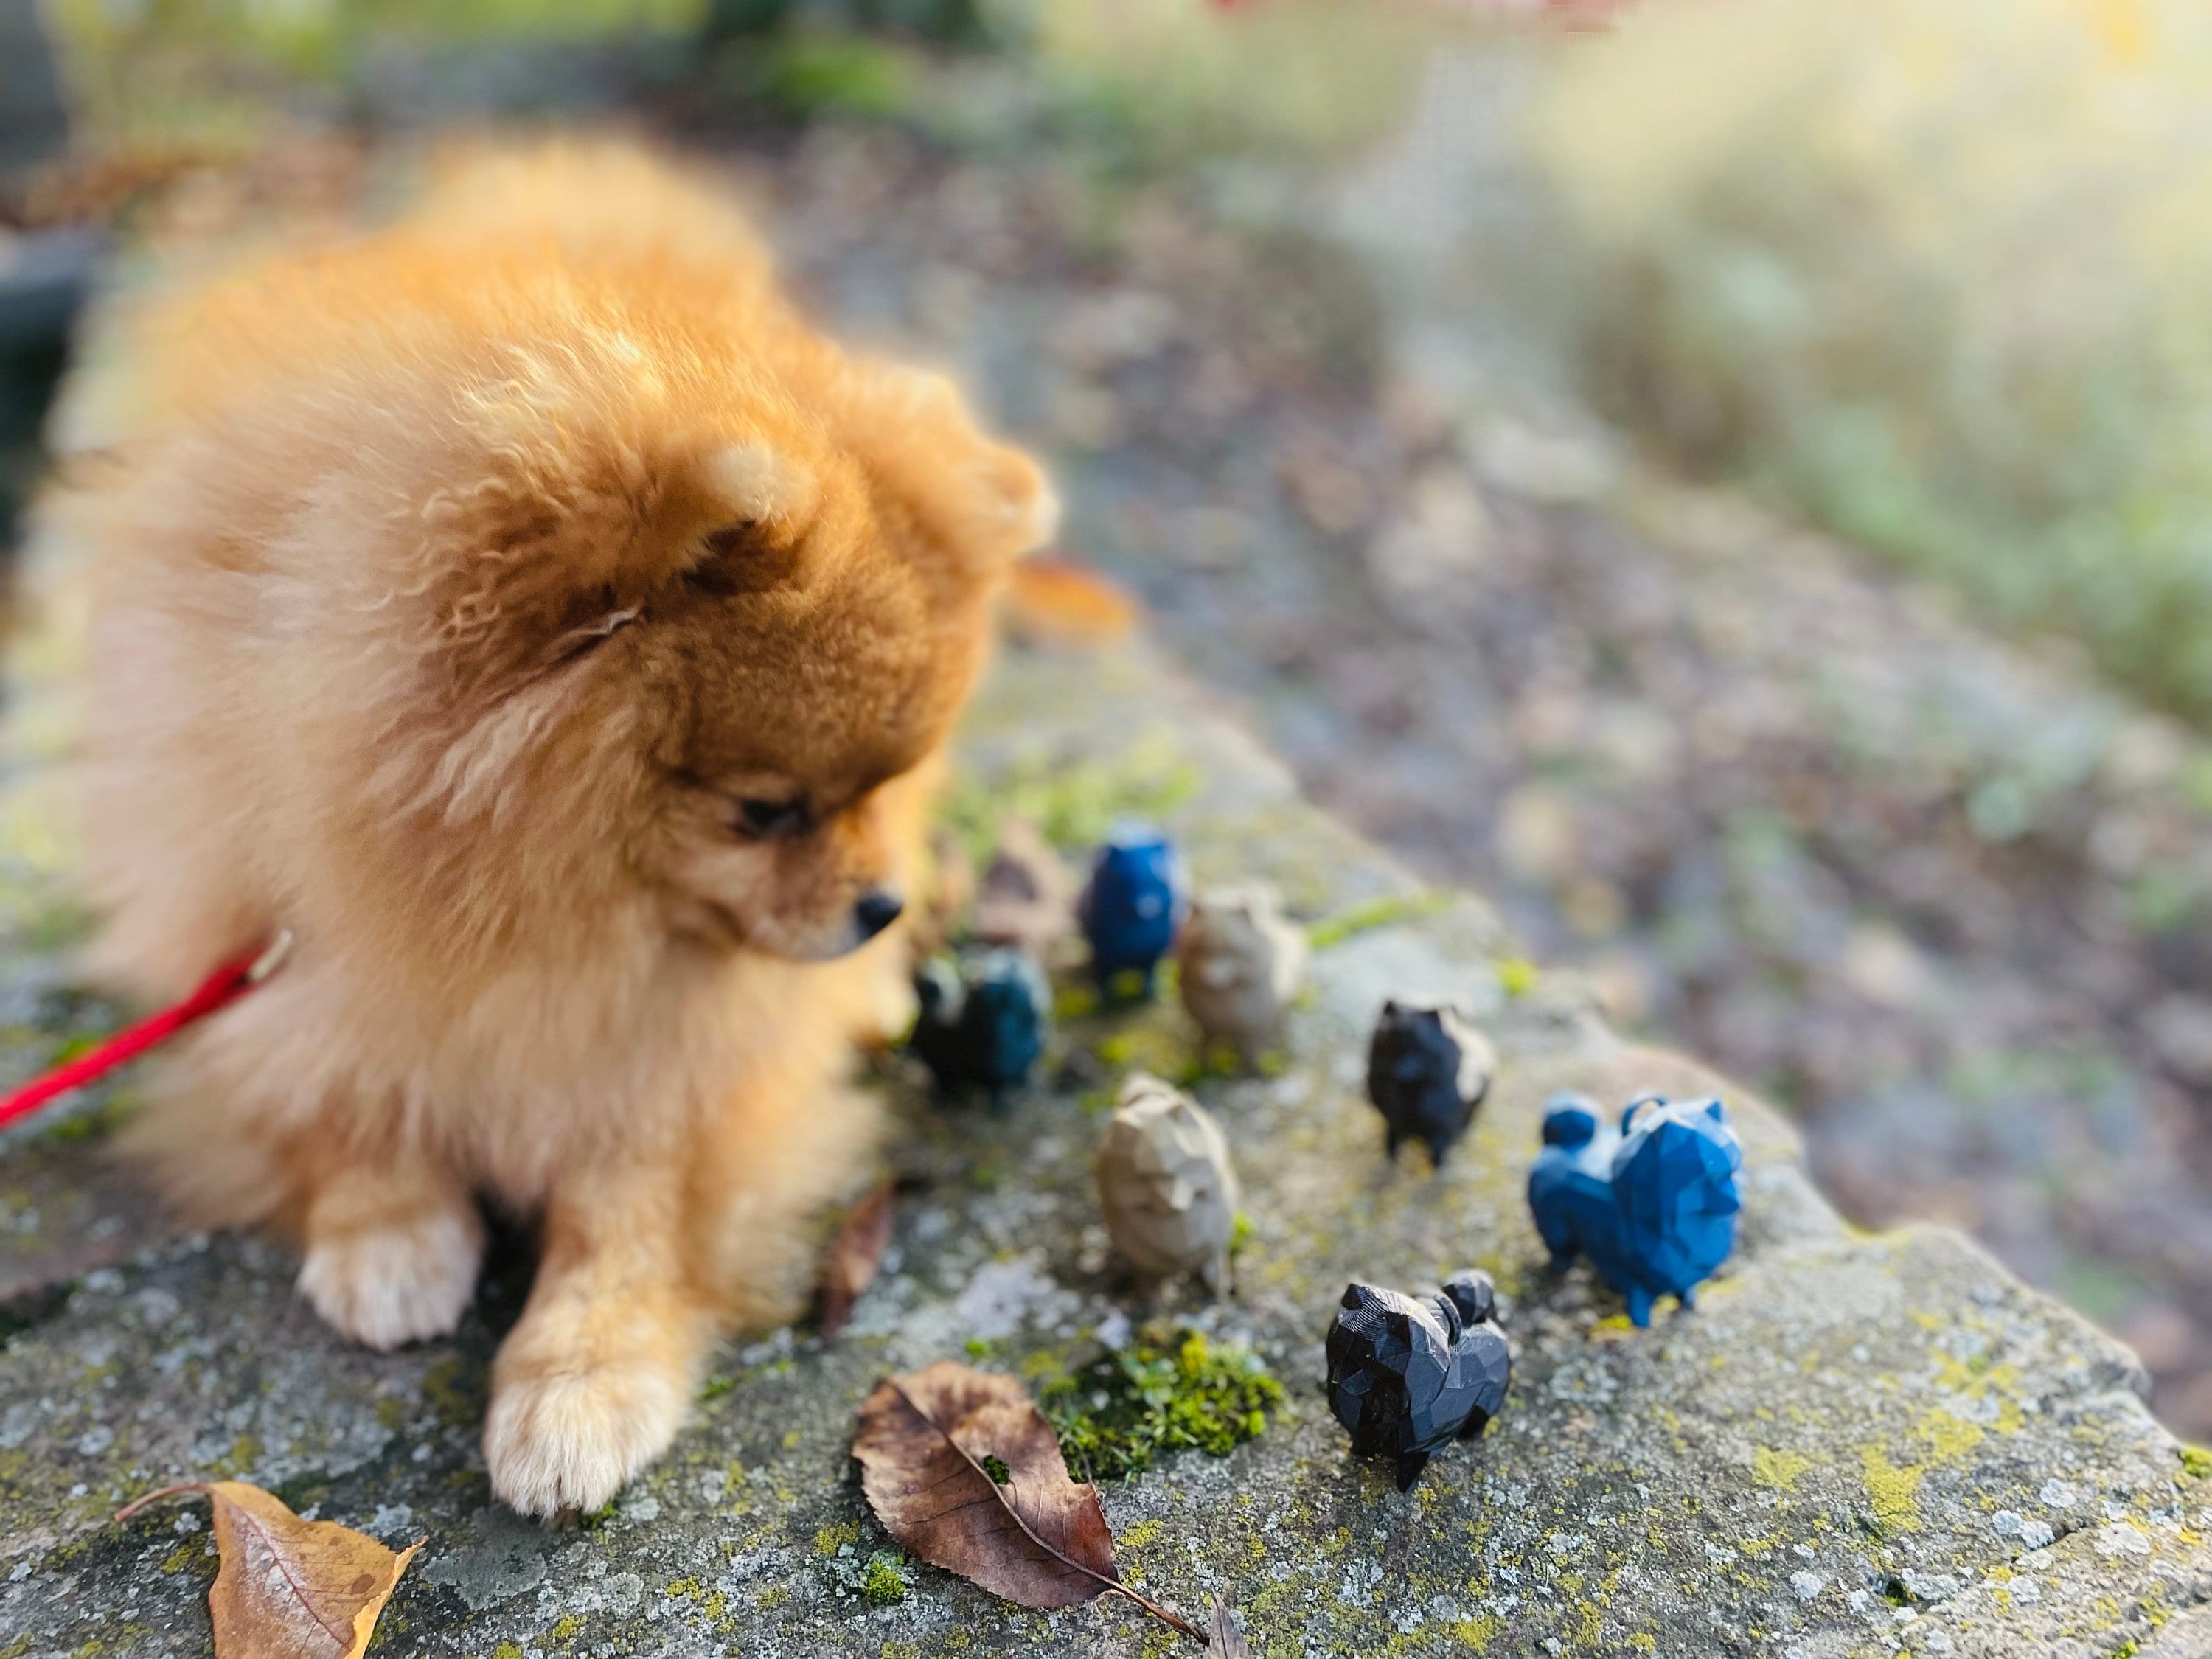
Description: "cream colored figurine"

(1176, 881), (1307, 1062)
(1095, 1073), (1239, 1293)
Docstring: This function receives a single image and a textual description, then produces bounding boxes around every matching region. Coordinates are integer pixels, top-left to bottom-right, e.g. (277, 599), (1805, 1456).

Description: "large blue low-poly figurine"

(1527, 1091), (1744, 1327)
(1077, 821), (1189, 999)
(910, 949), (1051, 1105)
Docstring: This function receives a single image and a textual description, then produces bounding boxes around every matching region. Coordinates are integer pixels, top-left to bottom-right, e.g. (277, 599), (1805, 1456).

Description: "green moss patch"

(1305, 891), (1451, 950)
(1040, 1329), (1284, 1481)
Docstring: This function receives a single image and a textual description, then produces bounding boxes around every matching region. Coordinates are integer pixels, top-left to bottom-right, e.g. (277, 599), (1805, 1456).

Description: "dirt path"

(727, 115), (2212, 1437)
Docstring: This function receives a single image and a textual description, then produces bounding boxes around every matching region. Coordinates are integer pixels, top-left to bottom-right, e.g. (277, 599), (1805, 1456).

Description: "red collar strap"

(0, 932), (291, 1134)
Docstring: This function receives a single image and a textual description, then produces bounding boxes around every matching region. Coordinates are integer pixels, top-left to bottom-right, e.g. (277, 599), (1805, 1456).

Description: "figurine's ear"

(1703, 1099), (1728, 1122)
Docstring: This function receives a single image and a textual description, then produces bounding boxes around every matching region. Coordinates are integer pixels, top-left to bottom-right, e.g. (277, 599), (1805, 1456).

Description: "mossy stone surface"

(3, 526), (2208, 1654)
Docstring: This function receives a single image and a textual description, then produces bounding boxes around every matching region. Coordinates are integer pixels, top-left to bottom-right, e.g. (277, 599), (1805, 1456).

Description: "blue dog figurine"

(1077, 821), (1188, 998)
(1527, 1092), (1743, 1326)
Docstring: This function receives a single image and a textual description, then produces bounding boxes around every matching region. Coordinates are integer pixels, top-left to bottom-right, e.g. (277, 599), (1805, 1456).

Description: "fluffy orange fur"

(56, 143), (1054, 1514)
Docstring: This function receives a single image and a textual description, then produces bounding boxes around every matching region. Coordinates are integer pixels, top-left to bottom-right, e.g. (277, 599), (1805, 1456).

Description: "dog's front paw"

(297, 1206), (484, 1351)
(483, 1355), (692, 1517)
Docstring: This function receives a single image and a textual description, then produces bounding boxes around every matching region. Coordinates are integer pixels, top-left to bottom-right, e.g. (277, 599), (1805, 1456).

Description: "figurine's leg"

(1202, 1248), (1230, 1299)
(1546, 1246), (1578, 1272)
(1393, 1452), (1430, 1492)
(1626, 1286), (1655, 1328)
(1678, 1285), (1697, 1310)
(1456, 1410), (1491, 1442)
(1427, 1137), (1451, 1172)
(1385, 1126), (1404, 1161)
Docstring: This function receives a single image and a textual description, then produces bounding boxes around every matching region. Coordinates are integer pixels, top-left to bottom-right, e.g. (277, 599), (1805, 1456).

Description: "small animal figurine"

(1077, 820), (1188, 999)
(1325, 1269), (1512, 1491)
(909, 949), (1051, 1104)
(1366, 999), (1495, 1169)
(1527, 1091), (1745, 1326)
(974, 818), (1078, 960)
(1093, 1073), (1239, 1293)
(1176, 881), (1307, 1064)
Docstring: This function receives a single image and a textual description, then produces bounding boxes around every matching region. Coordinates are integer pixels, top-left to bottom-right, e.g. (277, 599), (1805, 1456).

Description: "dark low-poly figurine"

(1527, 1091), (1744, 1326)
(1094, 1072), (1239, 1293)
(1366, 999), (1495, 1169)
(909, 949), (1051, 1103)
(1077, 820), (1188, 998)
(1325, 1269), (1512, 1490)
(1177, 881), (1307, 1064)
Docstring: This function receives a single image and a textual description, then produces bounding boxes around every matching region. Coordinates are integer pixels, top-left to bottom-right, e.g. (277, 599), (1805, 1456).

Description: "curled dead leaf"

(974, 818), (1078, 959)
(818, 1178), (897, 1340)
(853, 1360), (1198, 1639)
(116, 1481), (421, 1659)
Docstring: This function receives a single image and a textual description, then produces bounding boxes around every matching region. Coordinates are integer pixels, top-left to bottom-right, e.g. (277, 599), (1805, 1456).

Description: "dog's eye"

(733, 796), (805, 839)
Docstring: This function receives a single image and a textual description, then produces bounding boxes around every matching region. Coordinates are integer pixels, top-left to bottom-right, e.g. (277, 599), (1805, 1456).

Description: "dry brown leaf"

(974, 818), (1078, 959)
(116, 1481), (422, 1659)
(818, 1179), (897, 1339)
(1208, 1592), (1258, 1656)
(853, 1360), (1198, 1638)
(1005, 557), (1140, 647)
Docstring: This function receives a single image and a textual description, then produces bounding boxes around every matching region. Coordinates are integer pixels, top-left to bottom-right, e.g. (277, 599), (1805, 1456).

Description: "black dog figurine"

(1325, 1269), (1512, 1490)
(1366, 999), (1495, 1169)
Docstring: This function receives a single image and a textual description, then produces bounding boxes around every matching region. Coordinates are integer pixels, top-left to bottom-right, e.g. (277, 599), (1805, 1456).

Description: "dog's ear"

(678, 442), (826, 597)
(841, 361), (1059, 588)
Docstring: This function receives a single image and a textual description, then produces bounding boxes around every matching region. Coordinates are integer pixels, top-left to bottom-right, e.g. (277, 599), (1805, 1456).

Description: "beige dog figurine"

(1176, 880), (1307, 1063)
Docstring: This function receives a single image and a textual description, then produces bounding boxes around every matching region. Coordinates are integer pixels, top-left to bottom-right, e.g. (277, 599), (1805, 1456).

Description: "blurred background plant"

(1531, 0), (2212, 724)
(8, 0), (2212, 1434)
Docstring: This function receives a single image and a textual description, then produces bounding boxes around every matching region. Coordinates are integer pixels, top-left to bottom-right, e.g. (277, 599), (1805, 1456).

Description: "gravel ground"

(711, 109), (2212, 1440)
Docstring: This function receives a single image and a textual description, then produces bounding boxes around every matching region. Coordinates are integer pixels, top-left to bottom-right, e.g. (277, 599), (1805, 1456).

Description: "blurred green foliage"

(1014, 0), (1442, 167)
(1531, 0), (2212, 725)
(46, 0), (704, 139)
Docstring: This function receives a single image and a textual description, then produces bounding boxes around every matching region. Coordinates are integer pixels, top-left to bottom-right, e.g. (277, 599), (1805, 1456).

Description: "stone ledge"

(1, 619), (2204, 1658)
(0, 322), (2206, 1655)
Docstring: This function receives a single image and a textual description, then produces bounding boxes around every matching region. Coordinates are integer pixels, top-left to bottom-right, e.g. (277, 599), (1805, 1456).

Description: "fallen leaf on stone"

(853, 1360), (1198, 1639)
(818, 1179), (897, 1339)
(1208, 1592), (1258, 1656)
(115, 1481), (422, 1659)
(975, 818), (1078, 957)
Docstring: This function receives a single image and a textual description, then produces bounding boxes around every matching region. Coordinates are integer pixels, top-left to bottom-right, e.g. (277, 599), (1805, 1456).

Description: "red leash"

(0, 932), (291, 1133)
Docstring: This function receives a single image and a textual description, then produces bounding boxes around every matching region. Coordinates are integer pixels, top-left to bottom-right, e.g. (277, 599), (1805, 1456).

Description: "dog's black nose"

(852, 888), (905, 941)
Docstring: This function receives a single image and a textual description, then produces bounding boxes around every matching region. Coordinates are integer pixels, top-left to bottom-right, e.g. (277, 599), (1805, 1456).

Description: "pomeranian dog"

(58, 144), (1054, 1514)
